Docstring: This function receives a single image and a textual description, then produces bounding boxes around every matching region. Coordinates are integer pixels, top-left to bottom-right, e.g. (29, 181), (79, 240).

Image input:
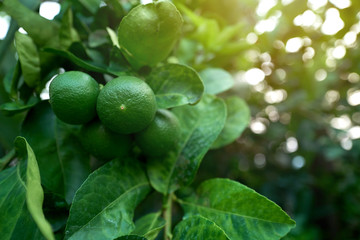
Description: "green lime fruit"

(118, 0), (183, 69)
(80, 119), (132, 160)
(135, 109), (181, 157)
(49, 71), (99, 125)
(96, 76), (157, 134)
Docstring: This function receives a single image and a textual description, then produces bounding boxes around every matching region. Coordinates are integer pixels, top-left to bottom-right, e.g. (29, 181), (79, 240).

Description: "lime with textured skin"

(96, 76), (157, 134)
(49, 71), (99, 125)
(135, 109), (181, 157)
(80, 120), (132, 160)
(118, 0), (183, 69)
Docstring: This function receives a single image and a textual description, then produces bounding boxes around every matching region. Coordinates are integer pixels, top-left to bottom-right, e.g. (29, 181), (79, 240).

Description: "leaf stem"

(0, 148), (16, 171)
(163, 193), (174, 240)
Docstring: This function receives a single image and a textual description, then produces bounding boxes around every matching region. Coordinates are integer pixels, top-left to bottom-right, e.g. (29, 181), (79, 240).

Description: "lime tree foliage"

(0, 0), (296, 240)
(172, 0), (360, 239)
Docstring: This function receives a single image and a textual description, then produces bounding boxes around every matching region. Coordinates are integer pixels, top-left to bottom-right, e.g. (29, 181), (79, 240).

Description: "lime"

(49, 71), (99, 125)
(118, 0), (183, 69)
(80, 119), (132, 160)
(96, 76), (157, 134)
(135, 109), (181, 157)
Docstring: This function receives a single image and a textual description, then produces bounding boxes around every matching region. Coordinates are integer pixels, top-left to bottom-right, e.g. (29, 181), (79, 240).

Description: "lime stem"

(163, 193), (173, 240)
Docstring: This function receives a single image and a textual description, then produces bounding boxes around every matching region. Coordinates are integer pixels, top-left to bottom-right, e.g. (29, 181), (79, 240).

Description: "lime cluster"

(49, 71), (180, 160)
(49, 1), (183, 159)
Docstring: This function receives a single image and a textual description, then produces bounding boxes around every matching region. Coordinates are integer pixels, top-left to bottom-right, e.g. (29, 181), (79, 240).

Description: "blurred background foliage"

(0, 0), (359, 239)
(172, 0), (360, 239)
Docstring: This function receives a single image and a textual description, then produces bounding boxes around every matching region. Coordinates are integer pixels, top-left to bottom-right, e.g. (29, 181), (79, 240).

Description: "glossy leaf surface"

(199, 68), (234, 95)
(2, 0), (59, 46)
(173, 216), (229, 240)
(147, 64), (204, 109)
(0, 137), (54, 240)
(212, 96), (250, 149)
(147, 94), (226, 194)
(15, 32), (41, 88)
(179, 178), (296, 240)
(15, 137), (55, 240)
(65, 159), (151, 240)
(21, 101), (90, 203)
(131, 212), (165, 240)
(0, 97), (39, 117)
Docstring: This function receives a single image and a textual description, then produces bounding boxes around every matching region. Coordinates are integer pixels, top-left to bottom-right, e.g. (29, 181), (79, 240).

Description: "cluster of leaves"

(0, 0), (297, 240)
(172, 0), (360, 239)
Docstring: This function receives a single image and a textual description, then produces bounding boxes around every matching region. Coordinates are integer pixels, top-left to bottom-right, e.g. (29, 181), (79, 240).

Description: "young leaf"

(65, 158), (151, 240)
(106, 27), (120, 48)
(173, 216), (229, 240)
(131, 212), (165, 240)
(146, 64), (204, 109)
(0, 137), (55, 240)
(147, 94), (227, 194)
(14, 137), (55, 240)
(212, 96), (250, 149)
(15, 32), (41, 88)
(21, 101), (91, 203)
(199, 68), (234, 95)
(178, 178), (296, 240)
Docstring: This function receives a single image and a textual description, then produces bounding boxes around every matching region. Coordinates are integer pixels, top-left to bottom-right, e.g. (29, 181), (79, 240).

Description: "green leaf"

(106, 27), (120, 48)
(115, 236), (147, 240)
(14, 137), (55, 240)
(176, 3), (220, 49)
(43, 47), (121, 75)
(54, 119), (91, 203)
(0, 149), (15, 171)
(15, 32), (41, 88)
(105, 0), (125, 17)
(0, 165), (45, 240)
(131, 212), (165, 240)
(0, 138), (55, 240)
(78, 0), (102, 14)
(146, 64), (204, 109)
(3, 0), (59, 46)
(213, 24), (243, 48)
(21, 101), (91, 203)
(212, 96), (250, 149)
(89, 30), (110, 48)
(178, 178), (296, 240)
(173, 216), (229, 240)
(147, 94), (227, 194)
(59, 8), (80, 49)
(0, 97), (39, 117)
(65, 158), (151, 240)
(199, 68), (234, 95)
(9, 60), (22, 100)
